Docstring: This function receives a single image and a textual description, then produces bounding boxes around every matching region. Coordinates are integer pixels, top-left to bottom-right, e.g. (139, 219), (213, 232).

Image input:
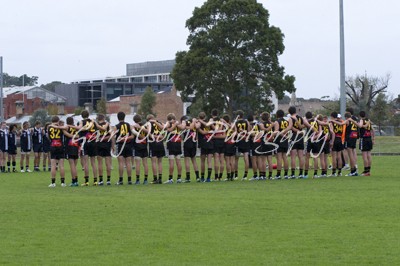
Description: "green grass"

(0, 157), (399, 265)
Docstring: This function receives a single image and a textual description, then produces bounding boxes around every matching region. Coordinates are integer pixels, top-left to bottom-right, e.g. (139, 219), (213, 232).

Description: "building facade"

(106, 86), (184, 122)
(55, 60), (175, 110)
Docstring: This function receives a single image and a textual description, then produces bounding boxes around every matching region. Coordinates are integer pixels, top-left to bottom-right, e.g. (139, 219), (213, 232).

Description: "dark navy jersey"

(7, 131), (17, 151)
(0, 129), (9, 151)
(20, 129), (32, 150)
(43, 129), (51, 147)
(32, 127), (43, 144)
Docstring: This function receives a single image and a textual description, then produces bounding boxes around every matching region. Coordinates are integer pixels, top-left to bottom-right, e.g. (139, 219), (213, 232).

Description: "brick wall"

(106, 86), (184, 122)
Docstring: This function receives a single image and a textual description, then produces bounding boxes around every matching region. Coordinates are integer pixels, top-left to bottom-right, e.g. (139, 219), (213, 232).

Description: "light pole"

(339, 0), (346, 116)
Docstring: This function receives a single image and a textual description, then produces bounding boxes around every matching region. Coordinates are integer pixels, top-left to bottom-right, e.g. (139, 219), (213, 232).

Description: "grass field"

(0, 156), (399, 265)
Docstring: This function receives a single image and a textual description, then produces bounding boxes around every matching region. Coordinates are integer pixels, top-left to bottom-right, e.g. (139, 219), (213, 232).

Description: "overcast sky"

(1, 0), (399, 99)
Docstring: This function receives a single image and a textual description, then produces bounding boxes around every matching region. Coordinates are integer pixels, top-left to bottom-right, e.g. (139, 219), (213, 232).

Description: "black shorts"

(97, 142), (111, 157)
(332, 138), (344, 152)
(322, 141), (330, 154)
(359, 138), (373, 152)
(83, 141), (98, 157)
(276, 139), (289, 154)
(237, 140), (250, 154)
(21, 146), (31, 153)
(43, 143), (51, 153)
(224, 143), (236, 157)
(149, 149), (165, 158)
(149, 142), (165, 152)
(33, 144), (43, 153)
(50, 147), (65, 160)
(252, 141), (263, 156)
(183, 146), (197, 158)
(116, 142), (133, 158)
(201, 147), (214, 155)
(66, 145), (79, 157)
(66, 154), (79, 160)
(134, 148), (148, 158)
(306, 140), (320, 154)
(291, 139), (305, 151)
(213, 139), (225, 154)
(345, 138), (357, 149)
(7, 148), (17, 155)
(257, 142), (276, 156)
(167, 142), (182, 156)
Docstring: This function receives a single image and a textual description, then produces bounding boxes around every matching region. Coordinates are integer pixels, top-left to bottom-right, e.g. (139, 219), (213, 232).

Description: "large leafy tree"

(138, 86), (156, 119)
(29, 109), (51, 126)
(345, 73), (390, 114)
(172, 0), (295, 116)
(2, 73), (38, 87)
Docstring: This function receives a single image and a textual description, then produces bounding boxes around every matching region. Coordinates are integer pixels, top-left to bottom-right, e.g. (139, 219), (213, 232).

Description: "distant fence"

(373, 126), (400, 137)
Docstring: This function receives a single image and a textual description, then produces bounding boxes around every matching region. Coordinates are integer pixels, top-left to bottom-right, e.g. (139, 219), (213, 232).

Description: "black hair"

(276, 109), (284, 118)
(117, 111), (125, 121)
(51, 116), (60, 123)
(330, 111), (338, 119)
(346, 107), (354, 115)
(133, 114), (142, 123)
(236, 110), (244, 119)
(359, 111), (366, 118)
(288, 106), (297, 115)
(305, 111), (313, 119)
(81, 110), (89, 119)
(66, 117), (74, 125)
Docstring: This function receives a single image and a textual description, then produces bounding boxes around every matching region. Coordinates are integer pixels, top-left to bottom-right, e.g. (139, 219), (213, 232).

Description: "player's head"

(9, 124), (17, 132)
(359, 111), (366, 118)
(117, 111), (125, 121)
(81, 110), (89, 119)
(1, 121), (6, 129)
(330, 111), (338, 119)
(22, 121), (29, 129)
(261, 112), (270, 122)
(59, 120), (64, 126)
(198, 112), (206, 120)
(247, 114), (254, 122)
(305, 111), (313, 120)
(97, 114), (105, 122)
(51, 116), (60, 123)
(236, 110), (244, 119)
(323, 115), (328, 122)
(146, 114), (154, 121)
(222, 114), (230, 123)
(344, 112), (351, 119)
(276, 109), (284, 119)
(66, 116), (74, 125)
(167, 113), (176, 122)
(133, 114), (142, 123)
(180, 115), (188, 122)
(211, 109), (218, 117)
(288, 106), (297, 115)
(346, 107), (354, 115)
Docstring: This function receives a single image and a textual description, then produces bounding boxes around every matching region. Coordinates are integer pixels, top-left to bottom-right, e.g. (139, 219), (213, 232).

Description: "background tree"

(172, 0), (295, 116)
(29, 109), (51, 126)
(370, 93), (390, 136)
(74, 107), (84, 116)
(138, 86), (156, 118)
(345, 73), (390, 113)
(2, 73), (38, 86)
(41, 81), (63, 92)
(96, 97), (107, 115)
